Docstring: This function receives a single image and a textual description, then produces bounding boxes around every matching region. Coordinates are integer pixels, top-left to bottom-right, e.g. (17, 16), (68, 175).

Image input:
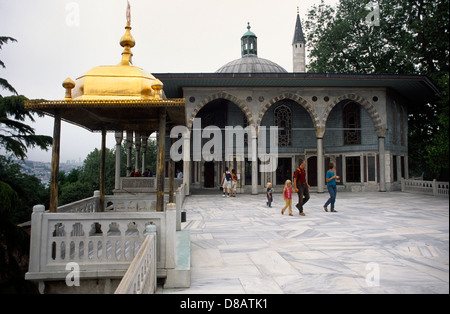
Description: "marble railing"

(58, 194), (99, 213)
(118, 177), (183, 193)
(58, 183), (187, 213)
(115, 225), (157, 294)
(401, 178), (449, 197)
(25, 205), (176, 282)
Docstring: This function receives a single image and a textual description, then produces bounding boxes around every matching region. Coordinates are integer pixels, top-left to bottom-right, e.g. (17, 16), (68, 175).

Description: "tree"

(0, 158), (41, 293)
(0, 36), (51, 293)
(0, 37), (18, 95)
(1, 36), (53, 160)
(80, 148), (117, 196)
(305, 0), (449, 180)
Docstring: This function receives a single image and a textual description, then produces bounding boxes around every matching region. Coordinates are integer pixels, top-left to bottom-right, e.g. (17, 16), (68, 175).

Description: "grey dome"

(216, 55), (287, 73)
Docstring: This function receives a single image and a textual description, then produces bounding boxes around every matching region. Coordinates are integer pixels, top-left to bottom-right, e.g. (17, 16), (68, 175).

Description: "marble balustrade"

(402, 178), (449, 197)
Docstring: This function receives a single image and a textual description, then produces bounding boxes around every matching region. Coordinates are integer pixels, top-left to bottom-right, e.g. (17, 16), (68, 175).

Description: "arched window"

(343, 102), (361, 145)
(274, 104), (292, 147)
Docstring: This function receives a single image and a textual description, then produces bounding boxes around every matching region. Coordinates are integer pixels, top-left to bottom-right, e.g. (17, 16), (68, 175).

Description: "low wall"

(401, 178), (449, 197)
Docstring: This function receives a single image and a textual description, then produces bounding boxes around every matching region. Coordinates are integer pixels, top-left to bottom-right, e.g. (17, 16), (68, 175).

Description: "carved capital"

(315, 129), (325, 139)
(376, 129), (387, 138)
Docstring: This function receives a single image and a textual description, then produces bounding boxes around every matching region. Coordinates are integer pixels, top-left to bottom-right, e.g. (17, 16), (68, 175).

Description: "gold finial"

(119, 1), (135, 65)
(151, 79), (164, 100)
(297, 6), (299, 14)
(62, 78), (75, 99)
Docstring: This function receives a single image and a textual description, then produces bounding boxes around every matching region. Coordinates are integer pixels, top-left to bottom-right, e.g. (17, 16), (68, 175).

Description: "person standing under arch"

(221, 167), (232, 197)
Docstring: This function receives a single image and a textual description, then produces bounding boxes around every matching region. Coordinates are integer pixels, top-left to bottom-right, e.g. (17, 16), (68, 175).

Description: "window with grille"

(274, 104), (292, 147)
(343, 102), (361, 145)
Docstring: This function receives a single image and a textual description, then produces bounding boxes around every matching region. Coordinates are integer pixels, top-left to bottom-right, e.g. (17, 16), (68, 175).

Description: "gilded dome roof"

(69, 9), (164, 101)
(71, 65), (163, 100)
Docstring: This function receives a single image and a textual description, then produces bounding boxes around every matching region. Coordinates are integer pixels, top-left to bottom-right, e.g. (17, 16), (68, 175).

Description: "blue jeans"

(324, 185), (337, 211)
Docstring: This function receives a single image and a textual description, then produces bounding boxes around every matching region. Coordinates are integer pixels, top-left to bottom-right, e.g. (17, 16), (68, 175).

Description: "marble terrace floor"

(159, 191), (449, 294)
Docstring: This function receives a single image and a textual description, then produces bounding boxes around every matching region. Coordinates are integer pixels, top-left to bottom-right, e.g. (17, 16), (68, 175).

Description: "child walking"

(266, 182), (273, 207)
(281, 180), (294, 216)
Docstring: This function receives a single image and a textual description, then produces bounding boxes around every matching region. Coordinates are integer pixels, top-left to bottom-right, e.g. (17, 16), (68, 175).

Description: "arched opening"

(260, 98), (316, 187)
(191, 98), (249, 190)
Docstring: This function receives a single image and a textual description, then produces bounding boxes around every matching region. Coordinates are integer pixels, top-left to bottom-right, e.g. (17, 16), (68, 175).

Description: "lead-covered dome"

(216, 55), (287, 73)
(216, 23), (287, 74)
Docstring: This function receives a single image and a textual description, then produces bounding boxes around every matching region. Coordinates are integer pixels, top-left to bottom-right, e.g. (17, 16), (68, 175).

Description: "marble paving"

(159, 191), (449, 294)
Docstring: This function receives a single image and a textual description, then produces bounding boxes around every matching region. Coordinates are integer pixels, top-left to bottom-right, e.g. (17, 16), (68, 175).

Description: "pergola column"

(49, 111), (61, 213)
(115, 131), (123, 190)
(99, 128), (106, 211)
(156, 109), (166, 211)
(134, 131), (141, 172)
(126, 130), (133, 174)
(141, 133), (149, 173)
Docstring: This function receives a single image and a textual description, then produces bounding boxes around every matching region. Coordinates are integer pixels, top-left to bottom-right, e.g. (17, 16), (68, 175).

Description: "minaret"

(292, 8), (306, 72)
(241, 22), (257, 57)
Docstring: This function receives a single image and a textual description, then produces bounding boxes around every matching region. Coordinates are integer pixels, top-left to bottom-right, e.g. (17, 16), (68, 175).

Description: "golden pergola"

(25, 3), (185, 212)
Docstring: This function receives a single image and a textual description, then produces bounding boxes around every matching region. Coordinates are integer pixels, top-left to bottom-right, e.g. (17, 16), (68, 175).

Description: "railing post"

(433, 179), (437, 196)
(28, 205), (45, 275)
(165, 203), (176, 269)
(176, 187), (182, 231)
(93, 190), (100, 212)
(143, 224), (157, 293)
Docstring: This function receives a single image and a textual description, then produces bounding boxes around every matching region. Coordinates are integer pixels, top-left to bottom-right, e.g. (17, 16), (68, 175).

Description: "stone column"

(377, 129), (387, 192)
(141, 133), (148, 173)
(49, 111), (61, 213)
(126, 131), (133, 175)
(169, 138), (175, 203)
(134, 131), (141, 172)
(183, 128), (191, 195)
(115, 131), (123, 190)
(316, 129), (325, 193)
(99, 128), (106, 211)
(251, 127), (258, 194)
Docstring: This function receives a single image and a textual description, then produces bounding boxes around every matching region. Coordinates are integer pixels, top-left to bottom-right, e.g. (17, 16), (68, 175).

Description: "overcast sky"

(0, 0), (338, 163)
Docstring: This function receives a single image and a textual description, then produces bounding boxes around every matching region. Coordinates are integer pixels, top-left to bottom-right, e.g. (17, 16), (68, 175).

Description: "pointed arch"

(187, 92), (254, 130)
(256, 93), (319, 128)
(323, 93), (383, 131)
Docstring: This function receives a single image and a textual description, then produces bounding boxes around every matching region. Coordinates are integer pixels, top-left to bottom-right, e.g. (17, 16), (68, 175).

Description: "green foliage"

(0, 181), (18, 219)
(0, 95), (53, 160)
(1, 36), (53, 160)
(79, 147), (116, 195)
(0, 36), (18, 95)
(59, 180), (92, 205)
(0, 181), (39, 294)
(0, 156), (48, 224)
